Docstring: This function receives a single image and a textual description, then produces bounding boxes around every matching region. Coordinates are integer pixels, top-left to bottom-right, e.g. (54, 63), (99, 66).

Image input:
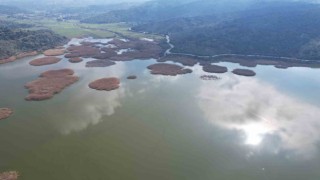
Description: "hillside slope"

(133, 1), (320, 60)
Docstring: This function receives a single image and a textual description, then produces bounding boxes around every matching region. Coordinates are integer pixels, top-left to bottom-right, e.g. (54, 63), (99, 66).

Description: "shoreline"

(163, 35), (320, 69)
(0, 51), (38, 65)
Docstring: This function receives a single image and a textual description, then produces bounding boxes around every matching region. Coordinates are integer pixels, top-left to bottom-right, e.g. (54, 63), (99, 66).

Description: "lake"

(0, 38), (320, 180)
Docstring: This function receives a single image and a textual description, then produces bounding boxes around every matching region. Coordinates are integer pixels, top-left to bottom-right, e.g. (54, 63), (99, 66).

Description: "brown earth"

(0, 171), (18, 180)
(232, 69), (256, 76)
(69, 57), (83, 63)
(202, 64), (228, 73)
(25, 69), (79, 101)
(89, 77), (120, 91)
(0, 108), (13, 120)
(43, 49), (65, 56)
(86, 60), (116, 68)
(29, 57), (61, 66)
(147, 63), (192, 76)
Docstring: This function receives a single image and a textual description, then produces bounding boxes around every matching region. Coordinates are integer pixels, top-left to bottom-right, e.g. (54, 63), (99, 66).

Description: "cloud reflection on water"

(59, 87), (126, 134)
(56, 61), (128, 135)
(197, 73), (320, 157)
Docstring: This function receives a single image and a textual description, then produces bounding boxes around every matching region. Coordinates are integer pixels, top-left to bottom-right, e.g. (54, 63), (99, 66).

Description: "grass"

(81, 23), (164, 40)
(1, 16), (164, 40)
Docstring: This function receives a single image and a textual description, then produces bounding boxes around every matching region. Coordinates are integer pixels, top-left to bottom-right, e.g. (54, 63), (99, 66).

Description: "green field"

(1, 16), (163, 40)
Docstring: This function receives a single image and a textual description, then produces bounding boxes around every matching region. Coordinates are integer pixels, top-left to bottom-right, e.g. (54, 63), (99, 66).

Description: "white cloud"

(197, 74), (320, 158)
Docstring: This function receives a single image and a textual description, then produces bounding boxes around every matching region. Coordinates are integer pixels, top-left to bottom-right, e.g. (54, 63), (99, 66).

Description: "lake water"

(1, 41), (320, 179)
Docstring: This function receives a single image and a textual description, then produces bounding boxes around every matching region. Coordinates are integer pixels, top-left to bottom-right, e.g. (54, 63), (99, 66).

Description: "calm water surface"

(0, 39), (320, 180)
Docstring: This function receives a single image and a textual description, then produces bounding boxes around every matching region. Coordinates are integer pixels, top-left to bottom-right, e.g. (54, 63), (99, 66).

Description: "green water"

(1, 46), (320, 179)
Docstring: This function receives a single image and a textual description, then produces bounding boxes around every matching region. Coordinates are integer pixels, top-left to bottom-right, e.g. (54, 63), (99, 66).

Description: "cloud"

(197, 73), (320, 158)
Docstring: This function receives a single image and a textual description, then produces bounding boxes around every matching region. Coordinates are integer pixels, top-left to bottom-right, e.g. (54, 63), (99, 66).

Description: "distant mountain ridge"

(131, 1), (320, 60)
(80, 0), (251, 23)
(0, 5), (28, 15)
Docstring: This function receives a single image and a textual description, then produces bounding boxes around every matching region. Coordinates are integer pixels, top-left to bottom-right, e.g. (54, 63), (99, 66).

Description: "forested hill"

(80, 0), (248, 24)
(132, 1), (320, 60)
(0, 25), (68, 59)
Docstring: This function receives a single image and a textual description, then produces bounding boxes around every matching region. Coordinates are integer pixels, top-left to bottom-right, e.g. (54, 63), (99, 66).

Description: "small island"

(89, 77), (120, 91)
(29, 57), (61, 66)
(147, 63), (192, 76)
(202, 64), (228, 73)
(0, 171), (18, 180)
(0, 108), (13, 120)
(86, 60), (116, 68)
(200, 75), (221, 80)
(43, 49), (65, 56)
(68, 57), (83, 63)
(127, 75), (137, 79)
(25, 69), (79, 101)
(232, 68), (256, 76)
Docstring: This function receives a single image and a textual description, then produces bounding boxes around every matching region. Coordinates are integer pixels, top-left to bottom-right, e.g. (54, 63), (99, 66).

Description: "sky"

(0, 0), (318, 7)
(0, 0), (149, 5)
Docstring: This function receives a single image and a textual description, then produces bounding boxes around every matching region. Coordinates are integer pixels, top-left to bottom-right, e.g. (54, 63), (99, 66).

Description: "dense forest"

(130, 1), (320, 60)
(80, 0), (247, 24)
(0, 22), (68, 59)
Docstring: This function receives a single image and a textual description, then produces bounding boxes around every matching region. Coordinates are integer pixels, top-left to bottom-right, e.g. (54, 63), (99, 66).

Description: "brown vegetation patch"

(0, 56), (17, 65)
(232, 69), (256, 76)
(69, 57), (83, 63)
(109, 38), (162, 61)
(0, 171), (18, 180)
(127, 75), (137, 79)
(25, 69), (79, 101)
(203, 64), (228, 73)
(158, 55), (198, 66)
(66, 45), (100, 58)
(0, 51), (38, 65)
(29, 57), (61, 66)
(147, 63), (192, 76)
(108, 39), (129, 48)
(92, 50), (117, 59)
(86, 60), (116, 68)
(16, 51), (38, 59)
(43, 49), (65, 56)
(0, 108), (13, 120)
(64, 38), (162, 63)
(89, 77), (120, 91)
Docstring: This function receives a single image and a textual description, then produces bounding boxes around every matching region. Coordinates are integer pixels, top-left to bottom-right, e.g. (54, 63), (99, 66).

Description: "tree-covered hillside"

(80, 0), (248, 24)
(133, 1), (320, 60)
(0, 25), (68, 59)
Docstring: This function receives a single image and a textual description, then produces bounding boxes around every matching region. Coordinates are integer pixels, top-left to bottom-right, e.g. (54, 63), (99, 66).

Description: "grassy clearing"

(1, 16), (164, 40)
(81, 23), (164, 40)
